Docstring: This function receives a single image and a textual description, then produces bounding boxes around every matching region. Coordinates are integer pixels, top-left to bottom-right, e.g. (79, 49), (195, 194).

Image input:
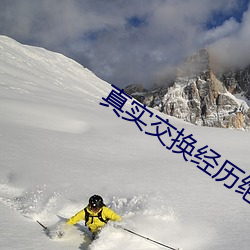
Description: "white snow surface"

(0, 35), (250, 250)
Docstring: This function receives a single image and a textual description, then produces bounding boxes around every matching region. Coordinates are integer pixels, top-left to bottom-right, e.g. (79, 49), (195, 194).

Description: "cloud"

(209, 4), (250, 69)
(200, 18), (240, 45)
(0, 0), (249, 88)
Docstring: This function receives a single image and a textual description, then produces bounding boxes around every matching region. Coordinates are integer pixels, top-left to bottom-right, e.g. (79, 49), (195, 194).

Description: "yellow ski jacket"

(67, 206), (121, 233)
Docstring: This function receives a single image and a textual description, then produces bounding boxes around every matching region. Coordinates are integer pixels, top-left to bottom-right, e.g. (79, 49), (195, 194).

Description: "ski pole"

(122, 227), (180, 250)
(37, 220), (48, 231)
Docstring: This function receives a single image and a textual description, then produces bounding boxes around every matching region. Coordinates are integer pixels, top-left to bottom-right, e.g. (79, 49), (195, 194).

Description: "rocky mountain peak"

(125, 49), (250, 130)
(177, 48), (210, 78)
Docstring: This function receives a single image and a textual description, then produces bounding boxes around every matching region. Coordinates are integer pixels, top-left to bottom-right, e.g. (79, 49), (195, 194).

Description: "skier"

(66, 194), (121, 239)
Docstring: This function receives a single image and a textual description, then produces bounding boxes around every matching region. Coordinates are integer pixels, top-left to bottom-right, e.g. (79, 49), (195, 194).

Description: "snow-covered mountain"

(125, 49), (250, 130)
(217, 65), (250, 100)
(0, 36), (250, 250)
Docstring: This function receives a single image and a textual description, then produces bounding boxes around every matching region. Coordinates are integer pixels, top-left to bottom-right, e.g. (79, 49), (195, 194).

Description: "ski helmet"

(89, 195), (104, 210)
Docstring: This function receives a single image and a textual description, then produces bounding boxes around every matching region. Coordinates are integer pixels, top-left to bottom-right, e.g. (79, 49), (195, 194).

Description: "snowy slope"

(0, 36), (250, 250)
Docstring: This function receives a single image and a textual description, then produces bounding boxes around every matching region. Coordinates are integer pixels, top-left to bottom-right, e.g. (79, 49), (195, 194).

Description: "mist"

(0, 0), (249, 88)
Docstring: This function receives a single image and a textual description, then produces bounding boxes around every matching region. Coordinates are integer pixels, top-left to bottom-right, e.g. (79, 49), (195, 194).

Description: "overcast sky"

(0, 0), (249, 88)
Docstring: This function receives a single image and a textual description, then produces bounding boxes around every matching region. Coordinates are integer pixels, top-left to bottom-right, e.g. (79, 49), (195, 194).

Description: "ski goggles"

(89, 204), (101, 212)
